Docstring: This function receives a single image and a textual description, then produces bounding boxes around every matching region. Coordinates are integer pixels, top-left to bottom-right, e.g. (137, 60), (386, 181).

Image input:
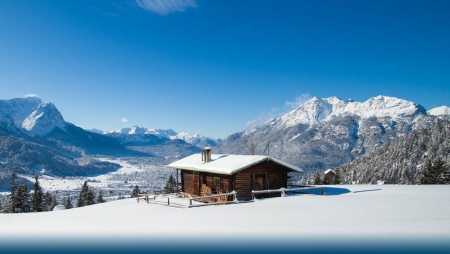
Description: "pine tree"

(77, 181), (88, 207)
(9, 171), (17, 213)
(87, 189), (95, 205)
(421, 158), (447, 184)
(50, 194), (58, 211)
(131, 185), (140, 198)
(96, 190), (105, 203)
(43, 191), (53, 211)
(62, 196), (73, 209)
(434, 157), (449, 184)
(77, 181), (95, 207)
(164, 174), (177, 193)
(14, 182), (31, 213)
(313, 172), (322, 185)
(32, 174), (44, 212)
(332, 169), (342, 185)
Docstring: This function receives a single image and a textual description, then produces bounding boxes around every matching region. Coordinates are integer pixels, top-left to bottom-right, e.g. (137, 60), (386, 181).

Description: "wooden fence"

(137, 192), (150, 203)
(188, 191), (239, 207)
(251, 186), (325, 200)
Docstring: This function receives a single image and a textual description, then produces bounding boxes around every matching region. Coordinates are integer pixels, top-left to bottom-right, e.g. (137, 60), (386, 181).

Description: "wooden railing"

(153, 189), (174, 195)
(251, 186), (325, 200)
(188, 191), (239, 207)
(137, 192), (150, 203)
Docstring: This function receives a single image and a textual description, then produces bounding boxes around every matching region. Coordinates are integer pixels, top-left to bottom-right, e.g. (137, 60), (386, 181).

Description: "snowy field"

(1, 185), (449, 253)
(5, 158), (176, 200)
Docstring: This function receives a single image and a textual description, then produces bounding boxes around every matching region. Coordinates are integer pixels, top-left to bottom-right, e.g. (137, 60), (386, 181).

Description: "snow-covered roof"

(324, 169), (336, 174)
(167, 154), (303, 175)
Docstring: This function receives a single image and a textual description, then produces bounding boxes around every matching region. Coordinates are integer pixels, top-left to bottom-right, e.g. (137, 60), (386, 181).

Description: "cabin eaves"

(167, 153), (303, 175)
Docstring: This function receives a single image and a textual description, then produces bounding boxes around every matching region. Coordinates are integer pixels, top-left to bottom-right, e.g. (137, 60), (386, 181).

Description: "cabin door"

(254, 173), (267, 191)
(193, 171), (200, 195)
(254, 172), (268, 199)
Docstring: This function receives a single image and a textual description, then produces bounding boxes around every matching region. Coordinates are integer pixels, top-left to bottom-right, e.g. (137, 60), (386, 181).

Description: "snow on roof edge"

(166, 154), (303, 175)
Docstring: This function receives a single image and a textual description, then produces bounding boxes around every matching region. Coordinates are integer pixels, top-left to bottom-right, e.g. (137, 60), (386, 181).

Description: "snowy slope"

(270, 95), (426, 130)
(105, 126), (222, 148)
(0, 96), (66, 136)
(0, 185), (449, 251)
(215, 95), (434, 171)
(428, 106), (450, 116)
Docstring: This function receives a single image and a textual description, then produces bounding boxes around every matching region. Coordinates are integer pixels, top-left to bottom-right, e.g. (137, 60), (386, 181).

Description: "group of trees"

(76, 180), (106, 207)
(421, 158), (450, 184)
(335, 119), (450, 184)
(2, 171), (107, 213)
(130, 174), (177, 198)
(312, 169), (342, 185)
(3, 172), (59, 213)
(2, 171), (179, 213)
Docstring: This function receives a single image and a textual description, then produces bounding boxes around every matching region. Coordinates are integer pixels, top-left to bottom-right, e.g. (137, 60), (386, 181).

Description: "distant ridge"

(428, 106), (450, 116)
(215, 95), (438, 172)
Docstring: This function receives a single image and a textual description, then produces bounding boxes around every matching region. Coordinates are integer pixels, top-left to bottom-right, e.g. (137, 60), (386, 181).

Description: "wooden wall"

(180, 170), (231, 196)
(179, 160), (291, 201)
(234, 161), (288, 201)
(181, 170), (195, 195)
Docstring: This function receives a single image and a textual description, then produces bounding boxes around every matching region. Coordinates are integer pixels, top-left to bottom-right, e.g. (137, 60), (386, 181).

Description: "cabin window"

(212, 177), (221, 192)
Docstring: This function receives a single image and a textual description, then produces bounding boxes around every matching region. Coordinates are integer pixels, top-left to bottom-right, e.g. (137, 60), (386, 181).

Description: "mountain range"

(334, 118), (450, 184)
(0, 96), (201, 185)
(0, 95), (449, 186)
(215, 95), (447, 172)
(88, 126), (222, 148)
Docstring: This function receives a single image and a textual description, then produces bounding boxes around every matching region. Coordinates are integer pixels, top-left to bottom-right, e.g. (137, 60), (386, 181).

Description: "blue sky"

(1, 0), (449, 138)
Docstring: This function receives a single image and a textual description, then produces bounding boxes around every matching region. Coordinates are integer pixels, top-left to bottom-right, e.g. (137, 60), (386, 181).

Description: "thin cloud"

(245, 108), (279, 131)
(121, 118), (129, 123)
(25, 93), (39, 98)
(245, 93), (313, 131)
(135, 0), (197, 15)
(285, 93), (312, 109)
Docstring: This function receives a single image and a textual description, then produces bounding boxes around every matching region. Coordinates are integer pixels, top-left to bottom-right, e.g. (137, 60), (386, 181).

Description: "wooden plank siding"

(179, 160), (291, 201)
(234, 160), (289, 200)
(181, 171), (196, 195)
(180, 170), (232, 197)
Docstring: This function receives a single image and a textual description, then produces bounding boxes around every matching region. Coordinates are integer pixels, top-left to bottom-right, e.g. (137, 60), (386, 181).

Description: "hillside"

(1, 185), (449, 252)
(215, 95), (436, 172)
(0, 97), (200, 189)
(335, 119), (450, 184)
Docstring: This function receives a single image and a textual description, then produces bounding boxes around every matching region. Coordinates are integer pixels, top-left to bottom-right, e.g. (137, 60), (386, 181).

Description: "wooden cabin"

(167, 148), (303, 201)
(323, 169), (336, 184)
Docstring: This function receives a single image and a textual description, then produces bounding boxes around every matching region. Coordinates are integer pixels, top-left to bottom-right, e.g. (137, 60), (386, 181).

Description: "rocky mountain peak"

(0, 97), (67, 136)
(215, 95), (436, 172)
(22, 102), (66, 136)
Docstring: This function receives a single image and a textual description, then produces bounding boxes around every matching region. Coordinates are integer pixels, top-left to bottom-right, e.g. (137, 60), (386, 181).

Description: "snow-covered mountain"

(0, 96), (66, 136)
(428, 106), (450, 121)
(103, 126), (222, 148)
(215, 95), (438, 172)
(267, 95), (426, 130)
(0, 97), (200, 181)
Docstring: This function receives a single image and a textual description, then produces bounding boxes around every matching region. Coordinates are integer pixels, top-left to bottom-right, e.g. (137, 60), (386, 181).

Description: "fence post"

(232, 190), (239, 203)
(280, 188), (286, 197)
(322, 187), (325, 195)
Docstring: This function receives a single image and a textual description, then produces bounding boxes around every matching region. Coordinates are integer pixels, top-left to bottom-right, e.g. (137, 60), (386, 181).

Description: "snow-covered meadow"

(2, 157), (176, 201)
(1, 185), (449, 253)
